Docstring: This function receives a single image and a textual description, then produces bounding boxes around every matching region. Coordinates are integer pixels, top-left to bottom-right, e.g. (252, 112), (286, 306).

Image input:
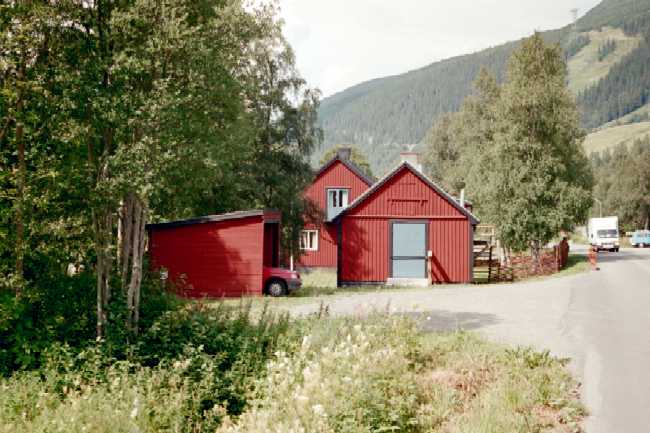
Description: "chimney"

(337, 147), (352, 161)
(400, 151), (422, 172)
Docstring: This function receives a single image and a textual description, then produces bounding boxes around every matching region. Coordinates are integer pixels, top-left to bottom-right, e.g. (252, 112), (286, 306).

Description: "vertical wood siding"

(429, 219), (471, 283)
(341, 167), (472, 284)
(149, 217), (264, 297)
(300, 160), (371, 268)
(299, 223), (338, 267)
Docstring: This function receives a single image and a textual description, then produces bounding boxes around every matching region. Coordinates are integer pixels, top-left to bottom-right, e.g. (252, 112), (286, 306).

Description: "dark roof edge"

(314, 155), (376, 186)
(146, 209), (279, 230)
(334, 162), (480, 225)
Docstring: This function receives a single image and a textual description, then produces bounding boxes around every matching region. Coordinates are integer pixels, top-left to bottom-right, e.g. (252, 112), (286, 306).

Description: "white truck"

(588, 216), (620, 252)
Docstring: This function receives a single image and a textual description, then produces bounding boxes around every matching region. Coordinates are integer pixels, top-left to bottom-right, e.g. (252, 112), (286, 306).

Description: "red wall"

(299, 223), (338, 267)
(340, 168), (472, 284)
(300, 160), (371, 268)
(149, 217), (265, 297)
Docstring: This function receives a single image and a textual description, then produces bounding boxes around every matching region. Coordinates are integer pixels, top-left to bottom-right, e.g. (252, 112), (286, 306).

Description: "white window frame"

(300, 230), (319, 251)
(327, 188), (350, 220)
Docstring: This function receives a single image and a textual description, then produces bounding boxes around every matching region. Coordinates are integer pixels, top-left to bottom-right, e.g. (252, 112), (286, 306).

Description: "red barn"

(334, 160), (479, 286)
(147, 210), (280, 298)
(299, 148), (374, 268)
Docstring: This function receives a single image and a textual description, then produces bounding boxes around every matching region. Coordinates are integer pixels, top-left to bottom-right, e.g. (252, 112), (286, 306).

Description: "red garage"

(334, 161), (479, 286)
(147, 210), (299, 298)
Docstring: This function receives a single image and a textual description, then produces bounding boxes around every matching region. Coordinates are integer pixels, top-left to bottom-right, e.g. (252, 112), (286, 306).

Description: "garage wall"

(149, 217), (264, 297)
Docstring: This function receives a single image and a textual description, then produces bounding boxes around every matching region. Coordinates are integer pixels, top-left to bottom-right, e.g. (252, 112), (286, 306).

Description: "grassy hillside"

(584, 121), (650, 154)
(567, 27), (641, 93)
(317, 0), (650, 174)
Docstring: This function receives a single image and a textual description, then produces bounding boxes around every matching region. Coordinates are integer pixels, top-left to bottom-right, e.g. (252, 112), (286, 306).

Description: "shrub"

(218, 316), (425, 433)
(0, 302), (294, 433)
(0, 266), (181, 376)
(0, 271), (96, 375)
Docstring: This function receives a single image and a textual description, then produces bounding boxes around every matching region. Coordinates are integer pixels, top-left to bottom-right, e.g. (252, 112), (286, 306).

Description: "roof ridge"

(314, 155), (376, 186)
(334, 161), (480, 224)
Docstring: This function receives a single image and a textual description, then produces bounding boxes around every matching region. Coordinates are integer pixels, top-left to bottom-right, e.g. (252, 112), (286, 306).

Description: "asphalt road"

(287, 247), (650, 433)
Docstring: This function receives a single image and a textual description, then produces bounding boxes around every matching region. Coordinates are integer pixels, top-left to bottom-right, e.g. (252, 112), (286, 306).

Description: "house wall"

(149, 217), (264, 297)
(299, 223), (338, 268)
(300, 160), (371, 268)
(340, 169), (472, 284)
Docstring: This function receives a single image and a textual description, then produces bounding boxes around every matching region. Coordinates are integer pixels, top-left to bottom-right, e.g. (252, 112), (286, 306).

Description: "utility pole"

(594, 198), (603, 218)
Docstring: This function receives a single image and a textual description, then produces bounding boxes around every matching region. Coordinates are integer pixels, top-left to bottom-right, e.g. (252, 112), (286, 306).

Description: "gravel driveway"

(285, 247), (650, 433)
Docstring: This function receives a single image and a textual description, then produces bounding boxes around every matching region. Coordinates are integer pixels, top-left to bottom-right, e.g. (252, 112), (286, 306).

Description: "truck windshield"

(597, 229), (618, 238)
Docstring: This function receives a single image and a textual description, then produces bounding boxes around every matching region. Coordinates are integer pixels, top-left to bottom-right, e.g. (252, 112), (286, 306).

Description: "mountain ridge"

(317, 0), (650, 174)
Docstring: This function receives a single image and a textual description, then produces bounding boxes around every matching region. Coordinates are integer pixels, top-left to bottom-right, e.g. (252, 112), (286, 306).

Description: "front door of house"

(391, 222), (427, 278)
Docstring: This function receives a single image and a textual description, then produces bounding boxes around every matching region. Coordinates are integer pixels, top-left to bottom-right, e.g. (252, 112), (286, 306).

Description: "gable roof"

(146, 209), (280, 230)
(334, 162), (480, 225)
(314, 155), (375, 186)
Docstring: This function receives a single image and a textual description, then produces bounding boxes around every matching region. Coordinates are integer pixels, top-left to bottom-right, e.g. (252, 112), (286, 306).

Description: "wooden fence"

(474, 240), (570, 283)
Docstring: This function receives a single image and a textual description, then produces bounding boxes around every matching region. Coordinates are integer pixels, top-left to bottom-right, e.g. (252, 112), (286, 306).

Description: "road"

(287, 247), (650, 433)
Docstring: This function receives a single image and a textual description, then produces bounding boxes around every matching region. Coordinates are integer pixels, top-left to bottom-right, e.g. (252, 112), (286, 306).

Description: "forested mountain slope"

(317, 0), (650, 174)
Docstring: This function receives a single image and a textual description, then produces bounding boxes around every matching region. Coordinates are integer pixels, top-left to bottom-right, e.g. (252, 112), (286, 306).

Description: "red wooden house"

(334, 161), (479, 285)
(299, 148), (374, 268)
(147, 210), (281, 298)
(300, 151), (479, 285)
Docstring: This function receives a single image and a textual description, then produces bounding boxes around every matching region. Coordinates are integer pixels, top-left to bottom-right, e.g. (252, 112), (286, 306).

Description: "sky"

(279, 0), (603, 97)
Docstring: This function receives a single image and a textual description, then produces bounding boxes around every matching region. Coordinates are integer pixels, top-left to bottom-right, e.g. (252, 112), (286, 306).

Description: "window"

(300, 230), (318, 251)
(327, 188), (349, 220)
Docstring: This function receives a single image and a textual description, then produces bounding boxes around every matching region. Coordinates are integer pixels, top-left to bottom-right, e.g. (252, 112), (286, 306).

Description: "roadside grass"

(416, 332), (586, 433)
(556, 254), (591, 278)
(217, 315), (586, 433)
(0, 310), (585, 433)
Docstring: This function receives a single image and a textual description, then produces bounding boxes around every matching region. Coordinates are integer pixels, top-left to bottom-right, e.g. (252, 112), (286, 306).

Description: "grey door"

(391, 222), (427, 278)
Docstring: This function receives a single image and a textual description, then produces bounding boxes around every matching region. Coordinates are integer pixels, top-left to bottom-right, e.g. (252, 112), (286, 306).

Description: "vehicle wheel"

(266, 279), (287, 297)
(614, 248), (620, 252)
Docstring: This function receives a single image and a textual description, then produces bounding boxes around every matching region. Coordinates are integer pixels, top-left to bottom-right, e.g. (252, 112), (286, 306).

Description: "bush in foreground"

(0, 310), (585, 433)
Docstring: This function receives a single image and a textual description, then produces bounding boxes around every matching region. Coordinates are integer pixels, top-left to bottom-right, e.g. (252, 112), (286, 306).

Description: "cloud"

(279, 0), (602, 96)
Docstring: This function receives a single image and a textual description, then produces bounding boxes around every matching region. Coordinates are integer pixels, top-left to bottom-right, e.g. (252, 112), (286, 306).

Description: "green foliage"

(425, 34), (593, 253)
(0, 302), (292, 433)
(0, 271), (96, 376)
(598, 38), (618, 61)
(0, 0), (320, 353)
(565, 34), (591, 60)
(591, 137), (650, 230)
(319, 144), (374, 177)
(0, 313), (586, 433)
(0, 268), (177, 377)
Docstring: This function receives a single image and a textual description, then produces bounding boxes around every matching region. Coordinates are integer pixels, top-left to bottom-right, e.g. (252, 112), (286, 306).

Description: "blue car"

(631, 230), (650, 248)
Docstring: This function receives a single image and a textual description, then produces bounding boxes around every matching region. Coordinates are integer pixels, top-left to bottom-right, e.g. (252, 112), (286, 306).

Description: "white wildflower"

(311, 404), (326, 417)
(130, 397), (139, 419)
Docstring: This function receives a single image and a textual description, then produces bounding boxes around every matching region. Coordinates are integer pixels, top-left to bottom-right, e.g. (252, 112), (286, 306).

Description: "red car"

(263, 267), (301, 297)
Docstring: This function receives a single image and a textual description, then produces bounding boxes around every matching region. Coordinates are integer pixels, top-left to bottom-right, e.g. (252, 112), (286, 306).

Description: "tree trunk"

(14, 61), (26, 295)
(530, 240), (541, 274)
(119, 193), (148, 333)
(94, 206), (112, 340)
(15, 119), (25, 294)
(93, 149), (113, 339)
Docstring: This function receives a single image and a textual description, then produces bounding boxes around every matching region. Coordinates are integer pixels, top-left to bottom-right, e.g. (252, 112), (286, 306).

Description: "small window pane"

(300, 230), (318, 251)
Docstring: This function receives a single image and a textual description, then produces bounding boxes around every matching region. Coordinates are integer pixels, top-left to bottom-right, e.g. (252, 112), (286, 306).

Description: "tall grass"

(0, 311), (585, 433)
